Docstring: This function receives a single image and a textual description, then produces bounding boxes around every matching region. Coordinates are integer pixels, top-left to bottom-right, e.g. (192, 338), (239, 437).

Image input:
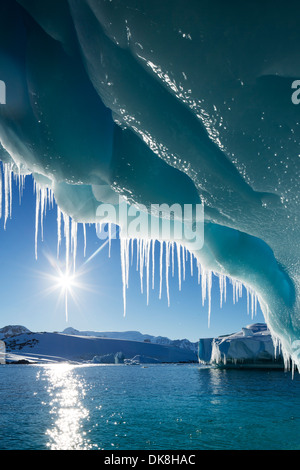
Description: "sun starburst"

(39, 252), (92, 322)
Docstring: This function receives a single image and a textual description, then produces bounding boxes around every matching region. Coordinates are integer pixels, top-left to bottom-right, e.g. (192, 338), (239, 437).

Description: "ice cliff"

(198, 323), (285, 370)
(0, 1), (299, 370)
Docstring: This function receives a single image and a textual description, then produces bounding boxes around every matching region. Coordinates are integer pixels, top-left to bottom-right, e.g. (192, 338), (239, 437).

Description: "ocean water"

(0, 363), (299, 451)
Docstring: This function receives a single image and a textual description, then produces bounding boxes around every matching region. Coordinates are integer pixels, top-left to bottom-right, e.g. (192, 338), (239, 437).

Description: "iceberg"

(198, 323), (285, 370)
(91, 351), (125, 364)
(124, 355), (161, 365)
(0, 1), (299, 370)
(0, 340), (5, 365)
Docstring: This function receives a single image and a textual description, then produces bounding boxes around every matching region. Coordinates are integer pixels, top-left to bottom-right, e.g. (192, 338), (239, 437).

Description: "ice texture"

(199, 323), (287, 373)
(0, 1), (299, 369)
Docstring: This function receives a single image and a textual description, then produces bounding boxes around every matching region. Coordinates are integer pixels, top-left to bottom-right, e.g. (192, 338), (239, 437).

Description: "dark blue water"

(0, 364), (299, 450)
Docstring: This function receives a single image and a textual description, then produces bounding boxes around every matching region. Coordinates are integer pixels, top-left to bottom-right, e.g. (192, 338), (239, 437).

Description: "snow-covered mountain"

(62, 327), (198, 353)
(0, 325), (31, 340)
(1, 326), (198, 364)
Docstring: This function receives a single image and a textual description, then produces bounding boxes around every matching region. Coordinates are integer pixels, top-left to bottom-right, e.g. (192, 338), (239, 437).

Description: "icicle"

(120, 239), (127, 317)
(49, 186), (54, 208)
(239, 282), (243, 299)
(207, 270), (212, 327)
(126, 239), (130, 289)
(63, 213), (70, 273)
(40, 187), (45, 241)
(182, 245), (186, 281)
(232, 279), (236, 304)
(272, 330), (280, 360)
(35, 184), (40, 259)
(166, 241), (170, 307)
(81, 223), (86, 257)
(57, 206), (62, 258)
(246, 287), (250, 314)
(136, 239), (140, 271)
(9, 164), (12, 220)
(197, 261), (201, 285)
(130, 237), (134, 266)
(171, 242), (175, 277)
(190, 251), (193, 277)
(146, 240), (151, 305)
(159, 241), (163, 299)
(151, 239), (155, 290)
(4, 163), (10, 228)
(176, 243), (182, 291)
(139, 239), (145, 294)
(120, 237), (130, 317)
(219, 274), (224, 308)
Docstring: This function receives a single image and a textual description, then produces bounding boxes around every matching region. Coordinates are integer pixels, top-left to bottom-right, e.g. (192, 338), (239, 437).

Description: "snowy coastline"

(0, 326), (198, 365)
(0, 323), (287, 369)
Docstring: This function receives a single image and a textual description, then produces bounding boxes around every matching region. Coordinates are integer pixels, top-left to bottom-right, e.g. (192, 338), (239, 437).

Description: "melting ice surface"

(0, 0), (300, 371)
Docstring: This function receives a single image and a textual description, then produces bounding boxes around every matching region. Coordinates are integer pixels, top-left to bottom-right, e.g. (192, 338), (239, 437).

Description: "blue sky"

(0, 174), (265, 342)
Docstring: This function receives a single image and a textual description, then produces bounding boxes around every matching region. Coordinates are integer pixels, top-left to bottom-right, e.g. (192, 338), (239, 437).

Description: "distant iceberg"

(198, 324), (285, 370)
(0, 340), (5, 365)
(91, 351), (125, 365)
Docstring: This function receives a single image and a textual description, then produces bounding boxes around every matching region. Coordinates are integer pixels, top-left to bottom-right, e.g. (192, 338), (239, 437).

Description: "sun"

(55, 271), (78, 322)
(38, 246), (103, 324)
(57, 272), (75, 291)
(39, 253), (85, 323)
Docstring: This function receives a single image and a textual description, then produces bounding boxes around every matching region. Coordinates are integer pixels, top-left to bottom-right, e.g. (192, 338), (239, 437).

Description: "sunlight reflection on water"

(38, 364), (95, 450)
(23, 364), (299, 451)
